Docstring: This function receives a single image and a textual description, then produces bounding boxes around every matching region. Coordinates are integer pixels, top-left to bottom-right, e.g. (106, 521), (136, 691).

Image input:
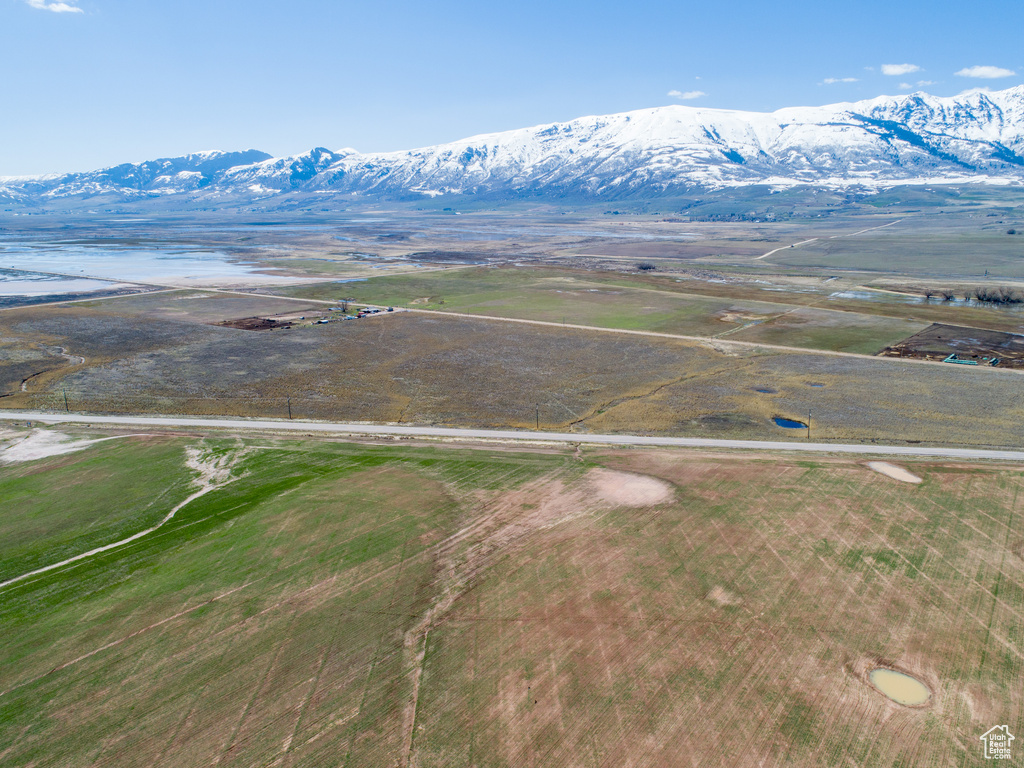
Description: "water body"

(773, 417), (807, 429)
(828, 290), (923, 304)
(0, 269), (123, 297)
(0, 243), (264, 295)
(869, 668), (930, 706)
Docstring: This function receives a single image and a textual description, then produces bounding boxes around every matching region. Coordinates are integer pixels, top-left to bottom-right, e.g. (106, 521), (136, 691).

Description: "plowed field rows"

(1, 430), (1020, 766)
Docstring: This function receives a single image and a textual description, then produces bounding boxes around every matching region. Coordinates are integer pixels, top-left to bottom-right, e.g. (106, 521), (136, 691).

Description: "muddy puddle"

(869, 668), (931, 706)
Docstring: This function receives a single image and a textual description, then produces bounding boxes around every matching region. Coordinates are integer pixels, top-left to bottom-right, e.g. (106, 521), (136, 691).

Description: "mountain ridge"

(5, 88), (1024, 208)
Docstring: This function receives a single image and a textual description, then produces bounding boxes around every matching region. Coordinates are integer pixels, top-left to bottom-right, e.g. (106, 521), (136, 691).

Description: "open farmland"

(762, 216), (1024, 279)
(69, 290), (327, 324)
(3, 303), (1024, 447)
(274, 265), (1024, 353)
(0, 427), (1020, 766)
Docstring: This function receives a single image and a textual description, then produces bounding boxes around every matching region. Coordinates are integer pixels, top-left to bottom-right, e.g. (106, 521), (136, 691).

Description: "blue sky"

(3, 0), (1023, 175)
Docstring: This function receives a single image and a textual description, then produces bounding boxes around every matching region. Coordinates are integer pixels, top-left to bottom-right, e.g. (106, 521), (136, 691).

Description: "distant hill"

(5, 87), (1024, 209)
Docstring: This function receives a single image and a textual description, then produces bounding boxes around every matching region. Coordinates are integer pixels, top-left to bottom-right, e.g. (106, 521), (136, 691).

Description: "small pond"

(869, 668), (931, 706)
(773, 417), (807, 429)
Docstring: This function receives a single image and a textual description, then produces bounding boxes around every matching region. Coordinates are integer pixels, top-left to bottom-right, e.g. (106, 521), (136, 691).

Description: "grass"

(275, 265), (1024, 352)
(768, 230), (1024, 279)
(1, 432), (1021, 766)
(728, 307), (928, 354)
(0, 437), (195, 581)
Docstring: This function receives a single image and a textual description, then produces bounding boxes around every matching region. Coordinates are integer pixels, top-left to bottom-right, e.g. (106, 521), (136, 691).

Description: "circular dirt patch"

(586, 468), (673, 507)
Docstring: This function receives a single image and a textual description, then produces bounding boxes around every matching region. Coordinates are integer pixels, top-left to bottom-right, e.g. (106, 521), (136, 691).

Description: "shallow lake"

(0, 243), (265, 295)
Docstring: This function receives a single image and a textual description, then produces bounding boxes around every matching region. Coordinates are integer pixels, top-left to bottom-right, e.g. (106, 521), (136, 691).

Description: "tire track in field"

(340, 539), (415, 767)
(0, 582), (252, 700)
(803, 468), (1024, 663)
(214, 610), (300, 767)
(867, 474), (1024, 628)
(980, 482), (1020, 673)
(151, 630), (245, 765)
(712, 472), (882, 763)
(749, 465), (974, 765)
(0, 442), (248, 591)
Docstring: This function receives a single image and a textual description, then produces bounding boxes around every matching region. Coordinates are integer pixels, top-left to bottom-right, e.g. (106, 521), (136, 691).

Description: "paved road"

(3, 411), (1024, 461)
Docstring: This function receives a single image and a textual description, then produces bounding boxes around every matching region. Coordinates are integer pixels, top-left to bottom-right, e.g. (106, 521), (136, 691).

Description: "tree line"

(921, 286), (1024, 304)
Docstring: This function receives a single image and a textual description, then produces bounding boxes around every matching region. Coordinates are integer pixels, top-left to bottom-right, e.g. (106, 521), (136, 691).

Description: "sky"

(3, 0), (1024, 175)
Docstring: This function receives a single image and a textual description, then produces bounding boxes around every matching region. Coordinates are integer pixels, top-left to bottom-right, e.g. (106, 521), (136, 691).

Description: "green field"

(276, 267), (940, 354)
(0, 437), (196, 581)
(274, 265), (1024, 354)
(0, 428), (1021, 766)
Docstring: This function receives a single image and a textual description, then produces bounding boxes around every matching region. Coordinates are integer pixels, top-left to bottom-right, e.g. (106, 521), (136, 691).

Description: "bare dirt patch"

(185, 441), (249, 489)
(585, 467), (674, 507)
(706, 585), (743, 606)
(867, 461), (922, 484)
(217, 316), (295, 331)
(0, 429), (154, 464)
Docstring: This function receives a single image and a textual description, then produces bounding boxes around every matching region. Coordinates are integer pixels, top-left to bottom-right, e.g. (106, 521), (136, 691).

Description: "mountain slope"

(4, 88), (1024, 207)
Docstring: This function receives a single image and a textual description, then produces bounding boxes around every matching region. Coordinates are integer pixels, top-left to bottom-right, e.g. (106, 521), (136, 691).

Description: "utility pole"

(536, 404), (540, 430)
(63, 389), (69, 412)
(807, 410), (811, 440)
(287, 396), (292, 420)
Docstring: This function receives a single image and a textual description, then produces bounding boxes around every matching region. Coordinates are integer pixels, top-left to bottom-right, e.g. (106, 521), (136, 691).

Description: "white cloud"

(823, 77), (858, 84)
(881, 63), (921, 76)
(26, 0), (83, 12)
(956, 65), (1016, 79)
(916, 80), (936, 87)
(668, 90), (707, 100)
(898, 82), (912, 89)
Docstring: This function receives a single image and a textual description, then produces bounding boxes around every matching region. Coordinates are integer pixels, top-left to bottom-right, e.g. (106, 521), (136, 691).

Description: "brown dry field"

(2, 435), (1021, 767)
(3, 301), (1024, 447)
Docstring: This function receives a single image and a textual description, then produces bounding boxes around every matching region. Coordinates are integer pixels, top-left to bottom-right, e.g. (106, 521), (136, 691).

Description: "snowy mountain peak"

(5, 87), (1024, 208)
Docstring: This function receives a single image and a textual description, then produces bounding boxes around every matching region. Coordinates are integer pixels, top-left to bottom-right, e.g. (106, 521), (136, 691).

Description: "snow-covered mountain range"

(5, 87), (1024, 208)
